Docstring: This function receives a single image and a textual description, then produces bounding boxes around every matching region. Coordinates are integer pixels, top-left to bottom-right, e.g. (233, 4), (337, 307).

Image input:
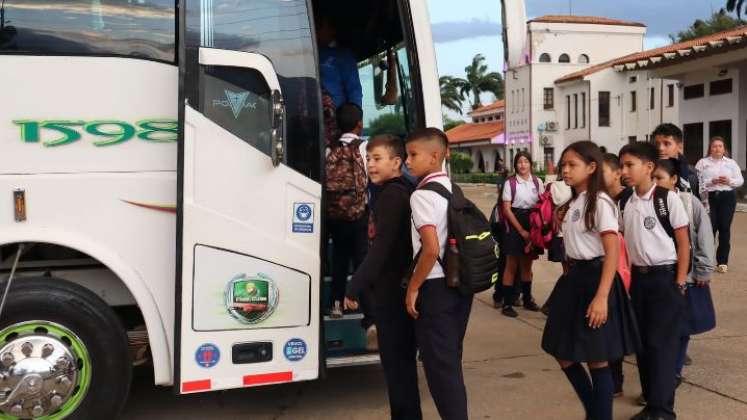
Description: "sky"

(428, 0), (733, 116)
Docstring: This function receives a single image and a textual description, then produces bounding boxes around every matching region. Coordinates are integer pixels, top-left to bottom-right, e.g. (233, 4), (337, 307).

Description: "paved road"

(123, 185), (747, 419)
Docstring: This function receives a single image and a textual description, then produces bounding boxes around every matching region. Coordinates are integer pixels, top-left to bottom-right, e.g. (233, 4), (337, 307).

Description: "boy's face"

(367, 146), (402, 185)
(654, 135), (683, 159)
(405, 140), (440, 178)
(620, 153), (654, 187)
(602, 162), (621, 190)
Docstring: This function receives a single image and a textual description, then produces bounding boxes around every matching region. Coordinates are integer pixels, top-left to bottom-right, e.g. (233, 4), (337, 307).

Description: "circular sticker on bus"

(195, 343), (220, 368)
(284, 338), (307, 362)
(225, 273), (279, 324)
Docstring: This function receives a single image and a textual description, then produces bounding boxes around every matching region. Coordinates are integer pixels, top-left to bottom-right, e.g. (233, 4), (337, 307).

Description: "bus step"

(326, 353), (380, 368)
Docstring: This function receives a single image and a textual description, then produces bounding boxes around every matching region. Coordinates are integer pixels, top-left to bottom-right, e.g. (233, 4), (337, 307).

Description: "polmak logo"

(213, 89), (257, 119)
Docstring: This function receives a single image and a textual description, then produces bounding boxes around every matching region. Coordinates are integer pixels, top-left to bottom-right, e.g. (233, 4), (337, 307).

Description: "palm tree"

(439, 76), (465, 114)
(727, 0), (747, 17)
(456, 54), (504, 110)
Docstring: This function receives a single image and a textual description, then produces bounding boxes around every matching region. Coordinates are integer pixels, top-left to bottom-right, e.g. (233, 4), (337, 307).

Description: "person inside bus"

(315, 13), (362, 146)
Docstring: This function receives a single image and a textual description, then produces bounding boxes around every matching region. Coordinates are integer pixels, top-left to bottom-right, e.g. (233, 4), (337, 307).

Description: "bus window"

(360, 43), (420, 138)
(0, 0), (175, 62)
(185, 0), (322, 182)
(200, 66), (273, 155)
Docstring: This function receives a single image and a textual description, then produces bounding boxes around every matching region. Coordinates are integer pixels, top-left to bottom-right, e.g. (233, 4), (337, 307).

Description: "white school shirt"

(621, 185), (690, 267)
(410, 172), (451, 279)
(695, 156), (744, 193)
(339, 132), (368, 176)
(502, 175), (544, 209)
(562, 192), (618, 260)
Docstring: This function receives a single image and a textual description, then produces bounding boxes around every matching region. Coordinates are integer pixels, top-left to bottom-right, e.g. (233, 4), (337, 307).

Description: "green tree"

(453, 54), (504, 110)
(366, 113), (406, 137)
(672, 9), (745, 42)
(443, 114), (466, 131)
(439, 76), (465, 114)
(727, 0), (747, 17)
(449, 152), (473, 174)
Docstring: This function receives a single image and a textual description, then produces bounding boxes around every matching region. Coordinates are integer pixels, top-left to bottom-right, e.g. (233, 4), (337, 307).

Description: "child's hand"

(519, 230), (530, 241)
(586, 295), (608, 329)
(406, 287), (420, 319)
(343, 297), (359, 311)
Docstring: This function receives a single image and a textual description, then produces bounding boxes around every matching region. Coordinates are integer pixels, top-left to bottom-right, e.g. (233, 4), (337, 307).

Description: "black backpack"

(619, 186), (691, 271)
(420, 182), (499, 295)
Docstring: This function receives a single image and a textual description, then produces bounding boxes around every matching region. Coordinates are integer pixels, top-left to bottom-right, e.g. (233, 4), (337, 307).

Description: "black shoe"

(675, 374), (683, 389)
(540, 303), (551, 316)
(523, 299), (541, 312)
(502, 305), (519, 318)
(630, 408), (650, 420)
(684, 354), (693, 366)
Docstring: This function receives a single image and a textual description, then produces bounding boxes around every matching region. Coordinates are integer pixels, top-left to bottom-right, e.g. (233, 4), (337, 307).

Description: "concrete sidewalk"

(122, 185), (747, 419)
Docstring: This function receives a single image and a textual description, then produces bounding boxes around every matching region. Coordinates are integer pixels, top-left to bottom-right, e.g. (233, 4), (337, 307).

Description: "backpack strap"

(509, 176), (518, 206)
(653, 185), (674, 240)
(532, 175), (541, 194)
(415, 182), (452, 270)
(618, 187), (635, 218)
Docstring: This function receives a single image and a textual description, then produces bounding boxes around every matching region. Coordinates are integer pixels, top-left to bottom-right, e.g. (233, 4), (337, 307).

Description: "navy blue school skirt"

(503, 208), (543, 257)
(541, 259), (640, 363)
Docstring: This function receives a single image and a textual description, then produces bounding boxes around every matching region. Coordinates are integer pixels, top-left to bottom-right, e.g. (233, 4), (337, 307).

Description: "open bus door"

(174, 1), (322, 394)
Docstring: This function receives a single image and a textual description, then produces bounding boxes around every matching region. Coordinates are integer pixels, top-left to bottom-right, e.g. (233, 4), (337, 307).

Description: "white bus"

(0, 0), (441, 418)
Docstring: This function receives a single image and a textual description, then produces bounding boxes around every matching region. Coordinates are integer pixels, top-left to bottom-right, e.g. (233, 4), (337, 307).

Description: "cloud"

(431, 19), (501, 43)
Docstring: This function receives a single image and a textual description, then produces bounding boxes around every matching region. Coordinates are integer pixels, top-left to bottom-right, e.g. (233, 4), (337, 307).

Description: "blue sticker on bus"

(284, 338), (307, 362)
(292, 203), (314, 233)
(195, 343), (220, 368)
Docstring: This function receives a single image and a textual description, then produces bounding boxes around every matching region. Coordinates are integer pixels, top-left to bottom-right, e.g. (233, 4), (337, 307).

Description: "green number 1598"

(13, 119), (178, 147)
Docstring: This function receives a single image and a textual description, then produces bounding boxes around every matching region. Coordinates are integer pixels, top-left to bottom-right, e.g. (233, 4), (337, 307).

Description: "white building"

(505, 15), (648, 167)
(446, 100), (506, 172)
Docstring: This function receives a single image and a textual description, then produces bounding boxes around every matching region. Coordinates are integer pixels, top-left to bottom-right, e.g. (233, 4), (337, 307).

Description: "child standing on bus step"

(602, 152), (631, 398)
(404, 127), (473, 420)
(542, 141), (640, 420)
(343, 135), (421, 420)
(500, 151), (543, 318)
(619, 142), (691, 420)
(325, 103), (370, 323)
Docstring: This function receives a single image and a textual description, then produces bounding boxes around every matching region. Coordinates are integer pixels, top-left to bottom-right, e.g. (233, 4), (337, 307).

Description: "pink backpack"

(618, 233), (631, 292)
(528, 185), (554, 250)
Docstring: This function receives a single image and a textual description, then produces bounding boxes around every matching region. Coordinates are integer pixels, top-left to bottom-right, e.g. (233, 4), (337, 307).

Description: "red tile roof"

(469, 100), (505, 115)
(556, 25), (747, 83)
(529, 15), (646, 28)
(446, 121), (504, 145)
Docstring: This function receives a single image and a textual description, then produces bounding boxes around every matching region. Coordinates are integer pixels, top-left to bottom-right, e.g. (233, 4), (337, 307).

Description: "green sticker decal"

(225, 273), (279, 325)
(13, 119), (178, 146)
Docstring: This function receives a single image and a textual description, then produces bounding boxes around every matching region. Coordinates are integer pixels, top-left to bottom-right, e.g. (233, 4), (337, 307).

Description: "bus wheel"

(0, 277), (131, 419)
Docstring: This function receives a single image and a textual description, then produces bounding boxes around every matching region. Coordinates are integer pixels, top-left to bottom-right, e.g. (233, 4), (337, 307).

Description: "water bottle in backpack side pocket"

(446, 238), (461, 288)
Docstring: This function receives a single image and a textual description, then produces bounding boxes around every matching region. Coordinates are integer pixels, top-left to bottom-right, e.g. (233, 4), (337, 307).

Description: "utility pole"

(569, 0), (573, 15)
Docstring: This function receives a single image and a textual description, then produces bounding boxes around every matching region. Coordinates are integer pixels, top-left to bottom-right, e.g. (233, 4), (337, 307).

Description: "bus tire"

(0, 277), (131, 419)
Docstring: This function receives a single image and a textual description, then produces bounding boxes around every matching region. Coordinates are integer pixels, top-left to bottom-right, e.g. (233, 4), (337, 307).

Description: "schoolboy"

(405, 127), (472, 420)
(344, 135), (421, 419)
(619, 141), (691, 420)
(651, 123), (700, 199)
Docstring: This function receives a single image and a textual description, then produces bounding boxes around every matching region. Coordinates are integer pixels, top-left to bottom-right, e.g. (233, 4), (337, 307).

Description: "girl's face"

(515, 156), (531, 177)
(561, 150), (596, 189)
(653, 168), (677, 191)
(710, 140), (726, 159)
(602, 162), (621, 191)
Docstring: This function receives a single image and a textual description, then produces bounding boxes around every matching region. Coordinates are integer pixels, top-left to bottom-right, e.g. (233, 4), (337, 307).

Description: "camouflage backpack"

(325, 139), (367, 221)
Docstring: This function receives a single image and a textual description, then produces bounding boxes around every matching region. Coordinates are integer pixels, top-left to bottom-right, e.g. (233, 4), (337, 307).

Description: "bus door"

(175, 0), (323, 394)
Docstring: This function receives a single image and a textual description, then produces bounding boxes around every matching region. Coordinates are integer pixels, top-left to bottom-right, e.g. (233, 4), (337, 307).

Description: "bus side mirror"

(271, 89), (285, 167)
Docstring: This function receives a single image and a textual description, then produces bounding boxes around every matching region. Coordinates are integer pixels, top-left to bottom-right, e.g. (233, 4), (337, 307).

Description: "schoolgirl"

(541, 141), (640, 420)
(499, 151), (543, 318)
